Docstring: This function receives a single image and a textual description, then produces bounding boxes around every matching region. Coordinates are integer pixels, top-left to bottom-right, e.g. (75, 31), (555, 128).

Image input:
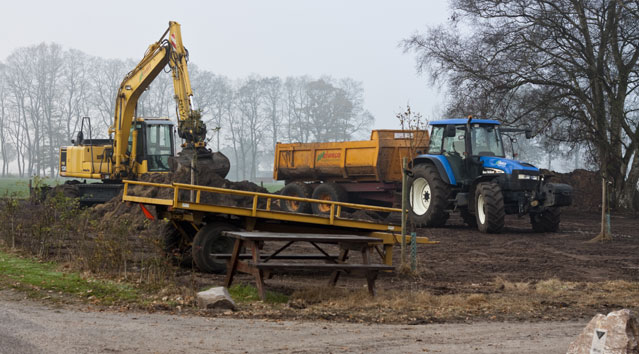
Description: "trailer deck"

(122, 180), (436, 266)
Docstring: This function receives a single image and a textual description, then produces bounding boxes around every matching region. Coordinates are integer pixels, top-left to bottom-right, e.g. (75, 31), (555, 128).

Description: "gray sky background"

(3, 0), (449, 129)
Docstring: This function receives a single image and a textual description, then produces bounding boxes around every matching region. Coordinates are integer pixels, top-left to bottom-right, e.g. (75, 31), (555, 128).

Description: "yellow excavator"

(59, 21), (229, 204)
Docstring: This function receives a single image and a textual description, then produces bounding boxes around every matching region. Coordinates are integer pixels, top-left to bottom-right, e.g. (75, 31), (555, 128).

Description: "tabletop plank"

(222, 231), (383, 243)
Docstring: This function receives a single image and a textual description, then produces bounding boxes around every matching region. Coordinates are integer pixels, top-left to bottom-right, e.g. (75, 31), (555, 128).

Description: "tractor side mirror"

(525, 129), (532, 139)
(444, 124), (456, 137)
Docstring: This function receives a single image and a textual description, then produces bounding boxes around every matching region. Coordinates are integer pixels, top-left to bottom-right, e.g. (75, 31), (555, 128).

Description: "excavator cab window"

(143, 123), (174, 171)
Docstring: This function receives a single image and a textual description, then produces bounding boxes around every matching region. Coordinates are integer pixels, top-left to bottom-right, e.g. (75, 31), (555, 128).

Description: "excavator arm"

(110, 21), (206, 178)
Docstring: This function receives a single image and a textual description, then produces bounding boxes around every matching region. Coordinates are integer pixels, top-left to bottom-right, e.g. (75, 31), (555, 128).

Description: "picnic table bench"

(222, 231), (395, 300)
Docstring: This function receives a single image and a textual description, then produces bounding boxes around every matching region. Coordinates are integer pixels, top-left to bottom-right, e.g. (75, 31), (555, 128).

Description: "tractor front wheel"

(474, 182), (505, 233)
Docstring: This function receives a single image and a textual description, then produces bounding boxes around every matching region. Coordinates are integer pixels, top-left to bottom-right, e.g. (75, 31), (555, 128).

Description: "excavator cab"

(128, 117), (175, 173)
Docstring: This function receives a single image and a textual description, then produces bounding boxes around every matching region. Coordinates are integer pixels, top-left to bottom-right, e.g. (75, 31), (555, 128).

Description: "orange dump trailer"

(273, 130), (429, 215)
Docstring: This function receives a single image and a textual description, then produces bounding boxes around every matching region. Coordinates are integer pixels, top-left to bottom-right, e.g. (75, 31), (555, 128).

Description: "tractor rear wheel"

(530, 207), (561, 232)
(408, 163), (450, 227)
(311, 183), (348, 216)
(475, 182), (505, 233)
(192, 222), (238, 273)
(280, 182), (312, 213)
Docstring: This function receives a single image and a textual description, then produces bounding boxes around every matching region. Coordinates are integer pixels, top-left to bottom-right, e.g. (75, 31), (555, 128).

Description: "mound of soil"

(93, 162), (268, 233)
(542, 169), (601, 212)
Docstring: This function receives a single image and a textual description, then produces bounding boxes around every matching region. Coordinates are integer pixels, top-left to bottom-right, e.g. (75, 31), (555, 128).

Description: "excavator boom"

(59, 21), (229, 199)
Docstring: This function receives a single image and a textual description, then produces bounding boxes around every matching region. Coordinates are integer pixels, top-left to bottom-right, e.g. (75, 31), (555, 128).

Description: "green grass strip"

(228, 284), (288, 304)
(0, 250), (140, 304)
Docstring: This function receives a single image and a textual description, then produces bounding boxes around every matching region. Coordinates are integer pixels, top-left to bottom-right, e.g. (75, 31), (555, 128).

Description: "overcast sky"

(4, 0), (449, 129)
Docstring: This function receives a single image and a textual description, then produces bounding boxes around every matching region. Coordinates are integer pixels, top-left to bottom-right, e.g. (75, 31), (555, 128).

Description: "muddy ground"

(167, 209), (638, 323)
(29, 168), (639, 323)
(0, 291), (587, 354)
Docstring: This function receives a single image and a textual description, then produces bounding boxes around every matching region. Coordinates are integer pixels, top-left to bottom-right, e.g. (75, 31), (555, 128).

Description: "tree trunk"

(618, 149), (639, 211)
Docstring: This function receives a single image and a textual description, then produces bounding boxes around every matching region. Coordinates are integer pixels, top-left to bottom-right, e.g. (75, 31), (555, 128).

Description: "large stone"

(196, 287), (236, 310)
(566, 309), (639, 354)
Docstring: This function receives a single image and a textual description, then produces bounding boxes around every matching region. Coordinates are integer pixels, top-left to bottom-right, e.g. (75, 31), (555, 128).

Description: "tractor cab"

(428, 119), (505, 186)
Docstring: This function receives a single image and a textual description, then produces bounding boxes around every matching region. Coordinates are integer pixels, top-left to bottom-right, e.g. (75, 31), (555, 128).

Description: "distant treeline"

(0, 43), (374, 180)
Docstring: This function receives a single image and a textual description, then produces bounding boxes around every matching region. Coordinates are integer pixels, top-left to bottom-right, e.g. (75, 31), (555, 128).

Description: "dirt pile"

(542, 169), (601, 212)
(92, 163), (269, 232)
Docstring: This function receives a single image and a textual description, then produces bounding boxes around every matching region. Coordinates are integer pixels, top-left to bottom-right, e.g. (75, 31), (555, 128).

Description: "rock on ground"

(566, 309), (639, 354)
(196, 286), (236, 310)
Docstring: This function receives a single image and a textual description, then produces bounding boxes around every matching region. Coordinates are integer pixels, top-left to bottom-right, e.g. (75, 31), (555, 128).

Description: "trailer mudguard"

(411, 155), (456, 185)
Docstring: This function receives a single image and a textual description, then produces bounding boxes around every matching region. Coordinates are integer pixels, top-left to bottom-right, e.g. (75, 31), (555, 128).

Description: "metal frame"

(122, 180), (437, 265)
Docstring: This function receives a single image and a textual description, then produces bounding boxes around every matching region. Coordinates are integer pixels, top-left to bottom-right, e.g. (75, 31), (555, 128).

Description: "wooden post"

(589, 176), (612, 242)
(401, 157), (408, 266)
(190, 155), (195, 202)
(601, 177), (606, 235)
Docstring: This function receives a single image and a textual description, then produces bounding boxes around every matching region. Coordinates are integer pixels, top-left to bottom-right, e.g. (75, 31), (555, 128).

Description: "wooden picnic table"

(222, 231), (395, 300)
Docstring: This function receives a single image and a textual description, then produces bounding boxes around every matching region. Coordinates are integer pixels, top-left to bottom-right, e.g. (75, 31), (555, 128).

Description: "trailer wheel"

(311, 183), (348, 215)
(408, 163), (450, 227)
(530, 207), (560, 233)
(475, 182), (505, 233)
(460, 208), (477, 227)
(280, 182), (312, 213)
(192, 222), (238, 273)
(162, 221), (196, 268)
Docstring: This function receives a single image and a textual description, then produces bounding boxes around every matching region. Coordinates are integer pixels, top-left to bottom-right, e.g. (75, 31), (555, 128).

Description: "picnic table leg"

(366, 271), (378, 297)
(250, 240), (267, 300)
(329, 248), (349, 286)
(361, 246), (376, 296)
(224, 238), (244, 288)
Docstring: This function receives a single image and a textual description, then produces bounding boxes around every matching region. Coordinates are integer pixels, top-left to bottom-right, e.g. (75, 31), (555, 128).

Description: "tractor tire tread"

(408, 163), (450, 227)
(475, 182), (505, 233)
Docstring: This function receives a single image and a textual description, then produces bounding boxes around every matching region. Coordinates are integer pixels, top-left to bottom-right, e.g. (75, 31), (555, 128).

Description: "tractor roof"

(430, 119), (501, 126)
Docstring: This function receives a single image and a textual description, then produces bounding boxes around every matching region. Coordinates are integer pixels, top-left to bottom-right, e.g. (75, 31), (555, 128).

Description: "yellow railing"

(123, 180), (400, 223)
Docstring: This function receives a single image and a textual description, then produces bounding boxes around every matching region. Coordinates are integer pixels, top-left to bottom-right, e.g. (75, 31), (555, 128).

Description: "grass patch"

(262, 182), (284, 193)
(0, 250), (141, 305)
(278, 279), (639, 323)
(228, 284), (288, 304)
(0, 178), (32, 198)
(0, 177), (65, 198)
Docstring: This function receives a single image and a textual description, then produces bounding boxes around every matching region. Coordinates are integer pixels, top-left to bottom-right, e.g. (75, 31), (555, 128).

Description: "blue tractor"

(408, 118), (573, 233)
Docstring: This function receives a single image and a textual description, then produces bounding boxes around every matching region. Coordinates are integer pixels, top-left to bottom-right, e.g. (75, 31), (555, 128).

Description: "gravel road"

(0, 294), (586, 354)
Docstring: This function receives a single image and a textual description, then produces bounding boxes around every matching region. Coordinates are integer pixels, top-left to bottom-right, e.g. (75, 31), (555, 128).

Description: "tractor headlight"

(483, 168), (504, 174)
(517, 174), (539, 180)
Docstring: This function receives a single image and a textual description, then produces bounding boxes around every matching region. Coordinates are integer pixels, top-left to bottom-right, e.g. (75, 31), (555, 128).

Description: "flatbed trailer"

(122, 180), (436, 273)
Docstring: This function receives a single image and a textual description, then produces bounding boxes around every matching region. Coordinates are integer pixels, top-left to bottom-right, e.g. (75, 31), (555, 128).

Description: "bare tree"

(404, 0), (639, 210)
(60, 49), (92, 145)
(283, 76), (312, 143)
(261, 76), (283, 153)
(90, 58), (132, 133)
(236, 76), (267, 180)
(0, 63), (8, 176)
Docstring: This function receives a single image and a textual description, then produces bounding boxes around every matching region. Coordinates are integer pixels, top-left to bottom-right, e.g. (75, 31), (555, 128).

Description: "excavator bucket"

(170, 147), (231, 179)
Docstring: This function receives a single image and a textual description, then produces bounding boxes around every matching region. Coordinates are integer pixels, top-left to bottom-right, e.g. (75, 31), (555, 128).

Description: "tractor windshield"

(470, 124), (505, 157)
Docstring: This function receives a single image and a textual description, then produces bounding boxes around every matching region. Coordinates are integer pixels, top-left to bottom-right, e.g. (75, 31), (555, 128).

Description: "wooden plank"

(222, 231), (383, 243)
(213, 253), (340, 260)
(248, 262), (394, 271)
